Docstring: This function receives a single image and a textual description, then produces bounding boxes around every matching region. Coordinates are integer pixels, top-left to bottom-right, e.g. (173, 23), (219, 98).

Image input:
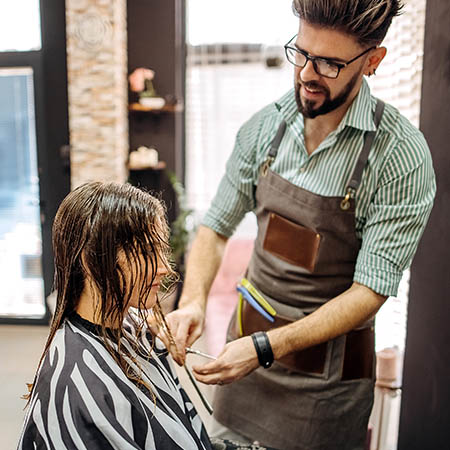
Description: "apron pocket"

(341, 327), (375, 380)
(263, 212), (321, 272)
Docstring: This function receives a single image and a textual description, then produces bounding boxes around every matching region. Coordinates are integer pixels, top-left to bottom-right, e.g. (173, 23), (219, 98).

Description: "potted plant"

(128, 67), (165, 109)
(166, 171), (194, 273)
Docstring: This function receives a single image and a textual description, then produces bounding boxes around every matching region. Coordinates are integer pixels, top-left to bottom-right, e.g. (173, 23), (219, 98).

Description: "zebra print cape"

(18, 313), (212, 450)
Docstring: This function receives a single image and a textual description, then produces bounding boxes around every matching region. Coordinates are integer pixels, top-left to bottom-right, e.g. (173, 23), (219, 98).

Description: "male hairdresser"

(163, 1), (435, 449)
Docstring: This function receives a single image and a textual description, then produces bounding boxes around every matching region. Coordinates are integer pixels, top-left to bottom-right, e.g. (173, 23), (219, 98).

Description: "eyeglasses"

(284, 35), (375, 79)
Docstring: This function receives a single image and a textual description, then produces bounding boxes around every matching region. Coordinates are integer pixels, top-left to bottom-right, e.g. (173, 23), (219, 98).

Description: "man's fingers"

(154, 306), (206, 366)
(192, 363), (232, 385)
(158, 330), (176, 355)
(192, 361), (219, 375)
(148, 316), (172, 350)
(194, 374), (228, 385)
(147, 316), (160, 336)
(173, 321), (191, 354)
(186, 326), (202, 347)
(164, 314), (179, 337)
(151, 317), (184, 364)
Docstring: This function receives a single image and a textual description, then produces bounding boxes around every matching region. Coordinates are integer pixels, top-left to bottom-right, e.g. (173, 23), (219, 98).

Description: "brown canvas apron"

(213, 101), (385, 450)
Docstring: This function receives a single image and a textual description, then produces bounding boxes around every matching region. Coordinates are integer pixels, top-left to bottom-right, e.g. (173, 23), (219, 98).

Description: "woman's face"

(120, 250), (169, 311)
(118, 216), (171, 311)
(143, 252), (169, 309)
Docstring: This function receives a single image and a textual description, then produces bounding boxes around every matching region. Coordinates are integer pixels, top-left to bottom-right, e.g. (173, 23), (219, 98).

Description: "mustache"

(297, 80), (329, 95)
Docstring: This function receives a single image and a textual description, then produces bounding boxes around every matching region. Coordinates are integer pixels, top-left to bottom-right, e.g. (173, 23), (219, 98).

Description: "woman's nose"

(156, 265), (168, 277)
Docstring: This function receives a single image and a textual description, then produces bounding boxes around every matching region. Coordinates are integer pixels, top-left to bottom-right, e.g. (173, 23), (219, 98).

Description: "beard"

(295, 70), (361, 119)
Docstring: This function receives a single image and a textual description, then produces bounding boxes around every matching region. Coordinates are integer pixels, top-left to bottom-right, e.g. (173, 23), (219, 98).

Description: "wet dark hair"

(292, 0), (404, 47)
(25, 182), (176, 401)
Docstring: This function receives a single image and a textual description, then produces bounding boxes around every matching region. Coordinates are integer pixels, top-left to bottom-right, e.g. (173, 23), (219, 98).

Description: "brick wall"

(65, 0), (128, 188)
(368, 0), (426, 128)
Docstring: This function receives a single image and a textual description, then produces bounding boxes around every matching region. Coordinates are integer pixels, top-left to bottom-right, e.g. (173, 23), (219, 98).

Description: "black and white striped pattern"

(18, 314), (212, 450)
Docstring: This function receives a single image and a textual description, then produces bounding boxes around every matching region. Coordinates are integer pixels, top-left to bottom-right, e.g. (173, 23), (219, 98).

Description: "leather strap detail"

(346, 100), (385, 193)
(251, 331), (274, 369)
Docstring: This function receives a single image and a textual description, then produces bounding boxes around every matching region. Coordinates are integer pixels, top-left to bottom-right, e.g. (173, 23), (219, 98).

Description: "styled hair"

(26, 182), (176, 401)
(292, 0), (404, 46)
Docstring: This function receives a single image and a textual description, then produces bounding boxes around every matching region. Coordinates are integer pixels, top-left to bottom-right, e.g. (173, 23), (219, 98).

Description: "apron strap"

(345, 99), (385, 194)
(262, 100), (385, 193)
(268, 120), (287, 159)
(260, 120), (287, 176)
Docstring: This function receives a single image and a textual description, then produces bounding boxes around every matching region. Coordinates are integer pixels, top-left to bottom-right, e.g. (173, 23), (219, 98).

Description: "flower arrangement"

(128, 67), (165, 109)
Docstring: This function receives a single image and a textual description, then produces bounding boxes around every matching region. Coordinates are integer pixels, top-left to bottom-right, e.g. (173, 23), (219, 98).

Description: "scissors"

(184, 346), (216, 414)
(185, 347), (217, 360)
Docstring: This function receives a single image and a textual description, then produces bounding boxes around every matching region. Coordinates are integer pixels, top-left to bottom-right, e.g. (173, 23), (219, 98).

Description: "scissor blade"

(186, 347), (217, 360)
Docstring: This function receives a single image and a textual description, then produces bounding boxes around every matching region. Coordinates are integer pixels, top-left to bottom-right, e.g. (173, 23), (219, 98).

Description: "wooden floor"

(0, 325), (49, 449)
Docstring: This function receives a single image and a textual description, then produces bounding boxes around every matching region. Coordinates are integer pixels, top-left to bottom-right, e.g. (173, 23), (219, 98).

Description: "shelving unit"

(126, 0), (186, 224)
(127, 161), (167, 171)
(128, 102), (184, 114)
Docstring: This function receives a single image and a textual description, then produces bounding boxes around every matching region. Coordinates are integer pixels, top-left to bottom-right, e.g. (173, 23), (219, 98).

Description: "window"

(0, 68), (45, 318)
(0, 0), (41, 52)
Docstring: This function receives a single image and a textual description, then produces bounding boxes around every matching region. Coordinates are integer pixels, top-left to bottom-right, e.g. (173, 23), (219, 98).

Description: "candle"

(376, 347), (398, 381)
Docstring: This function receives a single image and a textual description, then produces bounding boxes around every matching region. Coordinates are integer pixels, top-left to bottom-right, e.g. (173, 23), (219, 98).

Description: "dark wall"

(398, 1), (450, 448)
(39, 0), (71, 304)
(127, 0), (186, 223)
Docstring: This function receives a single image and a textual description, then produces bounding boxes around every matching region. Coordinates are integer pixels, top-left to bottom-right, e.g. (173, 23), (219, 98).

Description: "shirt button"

(300, 167), (306, 172)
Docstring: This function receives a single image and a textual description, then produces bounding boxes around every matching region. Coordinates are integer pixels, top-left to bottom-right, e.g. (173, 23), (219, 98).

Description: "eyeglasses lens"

(286, 47), (339, 79)
(286, 47), (306, 67)
(315, 60), (339, 78)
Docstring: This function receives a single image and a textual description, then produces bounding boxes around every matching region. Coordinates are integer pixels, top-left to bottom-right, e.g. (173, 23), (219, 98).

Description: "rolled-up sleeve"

(354, 132), (436, 296)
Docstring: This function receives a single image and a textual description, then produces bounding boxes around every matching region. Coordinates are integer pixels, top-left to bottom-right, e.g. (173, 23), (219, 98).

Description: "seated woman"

(18, 182), (275, 450)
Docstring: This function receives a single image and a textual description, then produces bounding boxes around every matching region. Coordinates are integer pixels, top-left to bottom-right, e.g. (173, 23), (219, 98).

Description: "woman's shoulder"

(31, 320), (107, 389)
(25, 320), (145, 421)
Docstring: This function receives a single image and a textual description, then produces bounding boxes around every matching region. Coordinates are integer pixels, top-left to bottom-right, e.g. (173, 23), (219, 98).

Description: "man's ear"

(365, 46), (387, 76)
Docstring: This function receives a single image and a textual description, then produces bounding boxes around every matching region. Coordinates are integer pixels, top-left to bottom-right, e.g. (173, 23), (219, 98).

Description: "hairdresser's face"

(293, 20), (370, 118)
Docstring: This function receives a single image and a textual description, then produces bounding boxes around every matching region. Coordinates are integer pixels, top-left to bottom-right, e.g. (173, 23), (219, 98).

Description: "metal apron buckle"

(340, 187), (356, 211)
(260, 156), (275, 177)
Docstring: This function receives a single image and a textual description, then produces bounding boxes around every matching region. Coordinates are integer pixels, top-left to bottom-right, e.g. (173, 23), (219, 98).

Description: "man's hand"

(160, 302), (206, 365)
(154, 225), (228, 365)
(192, 336), (259, 385)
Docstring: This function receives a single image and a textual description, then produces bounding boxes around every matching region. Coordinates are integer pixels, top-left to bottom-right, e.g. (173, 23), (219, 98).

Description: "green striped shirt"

(203, 79), (436, 296)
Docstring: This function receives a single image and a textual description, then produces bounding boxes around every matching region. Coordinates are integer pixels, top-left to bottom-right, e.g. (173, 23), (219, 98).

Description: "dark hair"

(25, 182), (176, 401)
(292, 0), (404, 47)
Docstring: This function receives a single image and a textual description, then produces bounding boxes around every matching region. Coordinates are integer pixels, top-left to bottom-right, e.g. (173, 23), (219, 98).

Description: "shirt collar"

(273, 78), (376, 134)
(274, 88), (299, 126)
(338, 78), (376, 132)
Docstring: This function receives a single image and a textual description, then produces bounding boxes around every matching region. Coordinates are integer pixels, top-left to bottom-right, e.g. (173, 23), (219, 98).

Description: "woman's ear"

(365, 46), (387, 77)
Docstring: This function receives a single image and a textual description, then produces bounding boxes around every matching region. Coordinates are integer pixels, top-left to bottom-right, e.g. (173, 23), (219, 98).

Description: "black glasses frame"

(284, 34), (375, 79)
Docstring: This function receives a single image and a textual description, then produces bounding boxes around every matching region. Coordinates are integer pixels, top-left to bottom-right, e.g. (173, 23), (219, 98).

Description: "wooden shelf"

(128, 161), (167, 171)
(128, 102), (184, 113)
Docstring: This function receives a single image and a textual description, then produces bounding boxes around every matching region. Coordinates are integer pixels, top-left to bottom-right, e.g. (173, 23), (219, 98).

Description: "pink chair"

(204, 239), (254, 356)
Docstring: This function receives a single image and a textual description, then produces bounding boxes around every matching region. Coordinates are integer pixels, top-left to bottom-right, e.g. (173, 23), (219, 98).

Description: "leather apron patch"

(263, 212), (321, 272)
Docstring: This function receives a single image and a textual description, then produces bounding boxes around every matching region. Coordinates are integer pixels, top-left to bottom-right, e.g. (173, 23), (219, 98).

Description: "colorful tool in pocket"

(241, 278), (277, 316)
(236, 279), (277, 336)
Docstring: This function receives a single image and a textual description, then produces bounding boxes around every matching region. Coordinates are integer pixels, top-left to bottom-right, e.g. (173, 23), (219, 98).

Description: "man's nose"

(299, 59), (320, 83)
